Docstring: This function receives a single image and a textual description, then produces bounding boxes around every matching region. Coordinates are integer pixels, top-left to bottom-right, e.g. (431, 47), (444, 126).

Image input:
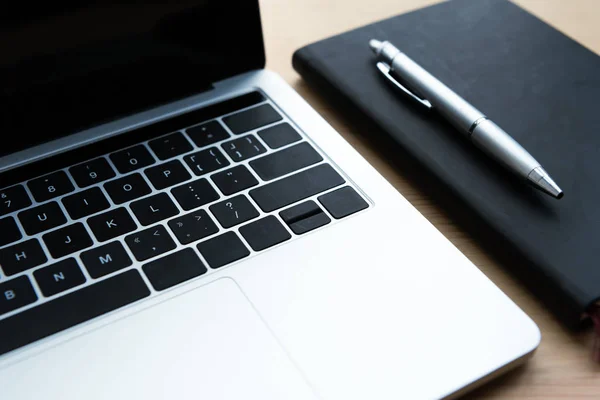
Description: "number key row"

(4, 118), (300, 221)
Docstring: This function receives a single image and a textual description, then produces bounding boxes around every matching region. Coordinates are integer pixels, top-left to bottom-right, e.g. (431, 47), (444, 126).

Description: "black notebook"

(293, 0), (600, 330)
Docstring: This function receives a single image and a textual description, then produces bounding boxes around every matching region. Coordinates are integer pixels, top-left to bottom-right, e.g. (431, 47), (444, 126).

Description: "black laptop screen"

(1, 2), (265, 158)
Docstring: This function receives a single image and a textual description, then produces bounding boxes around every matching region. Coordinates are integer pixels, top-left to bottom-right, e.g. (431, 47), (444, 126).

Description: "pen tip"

(528, 167), (564, 199)
(369, 39), (383, 55)
(539, 175), (564, 199)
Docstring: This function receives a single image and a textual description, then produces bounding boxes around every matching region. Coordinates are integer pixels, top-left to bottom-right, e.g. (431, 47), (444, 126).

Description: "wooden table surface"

(259, 0), (600, 398)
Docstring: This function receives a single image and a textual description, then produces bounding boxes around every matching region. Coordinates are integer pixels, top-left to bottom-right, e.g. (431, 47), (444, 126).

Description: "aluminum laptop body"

(0, 2), (539, 399)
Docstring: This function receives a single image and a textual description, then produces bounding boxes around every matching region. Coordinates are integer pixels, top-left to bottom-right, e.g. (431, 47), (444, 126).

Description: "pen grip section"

(470, 119), (539, 177)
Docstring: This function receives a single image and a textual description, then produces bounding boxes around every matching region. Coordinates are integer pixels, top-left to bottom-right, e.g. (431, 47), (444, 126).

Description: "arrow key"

(125, 225), (176, 262)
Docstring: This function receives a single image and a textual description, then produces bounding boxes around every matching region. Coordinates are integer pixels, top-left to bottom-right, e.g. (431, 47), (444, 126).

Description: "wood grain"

(259, 0), (600, 398)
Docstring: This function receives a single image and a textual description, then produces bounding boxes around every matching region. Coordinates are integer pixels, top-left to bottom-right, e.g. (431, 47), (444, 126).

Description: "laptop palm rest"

(0, 277), (316, 400)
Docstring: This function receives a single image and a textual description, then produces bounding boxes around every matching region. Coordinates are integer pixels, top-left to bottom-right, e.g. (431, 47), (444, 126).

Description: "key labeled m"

(99, 254), (113, 265)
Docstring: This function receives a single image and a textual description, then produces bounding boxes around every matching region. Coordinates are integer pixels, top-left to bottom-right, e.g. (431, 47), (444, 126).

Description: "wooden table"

(260, 0), (600, 398)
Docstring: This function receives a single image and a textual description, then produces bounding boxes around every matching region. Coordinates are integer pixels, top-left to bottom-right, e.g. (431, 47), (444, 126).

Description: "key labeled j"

(43, 223), (93, 259)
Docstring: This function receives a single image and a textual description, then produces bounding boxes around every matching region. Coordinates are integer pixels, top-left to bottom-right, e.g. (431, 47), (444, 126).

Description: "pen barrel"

(391, 51), (541, 179)
(471, 119), (540, 178)
(391, 53), (484, 133)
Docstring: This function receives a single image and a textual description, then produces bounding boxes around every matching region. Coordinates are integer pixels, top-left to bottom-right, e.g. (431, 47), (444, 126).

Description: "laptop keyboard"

(0, 91), (370, 357)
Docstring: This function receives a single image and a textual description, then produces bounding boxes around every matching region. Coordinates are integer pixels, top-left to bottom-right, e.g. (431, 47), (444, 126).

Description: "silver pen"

(369, 39), (563, 199)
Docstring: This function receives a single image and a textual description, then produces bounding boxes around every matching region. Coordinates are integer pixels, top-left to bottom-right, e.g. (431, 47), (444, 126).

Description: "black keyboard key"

(43, 223), (93, 259)
(143, 248), (207, 291)
(223, 104), (283, 134)
(28, 171), (75, 203)
(62, 187), (110, 219)
(318, 187), (368, 219)
(110, 145), (155, 174)
(149, 132), (193, 160)
(211, 166), (259, 196)
(0, 217), (22, 247)
(250, 142), (323, 181)
(239, 216), (291, 252)
(125, 225), (177, 262)
(69, 158), (116, 188)
(221, 134), (266, 162)
(186, 121), (230, 148)
(258, 123), (301, 149)
(33, 258), (86, 297)
(88, 207), (137, 242)
(145, 160), (191, 190)
(131, 193), (179, 226)
(0, 185), (32, 217)
(104, 173), (152, 204)
(0, 269), (150, 357)
(280, 201), (331, 235)
(81, 241), (133, 279)
(168, 210), (219, 245)
(0, 239), (48, 276)
(209, 195), (259, 228)
(197, 232), (249, 269)
(0, 276), (37, 316)
(18, 202), (67, 235)
(250, 164), (345, 212)
(184, 148), (230, 176)
(171, 179), (220, 211)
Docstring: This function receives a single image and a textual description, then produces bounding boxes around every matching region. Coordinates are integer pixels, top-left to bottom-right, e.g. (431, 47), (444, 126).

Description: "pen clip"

(376, 62), (432, 110)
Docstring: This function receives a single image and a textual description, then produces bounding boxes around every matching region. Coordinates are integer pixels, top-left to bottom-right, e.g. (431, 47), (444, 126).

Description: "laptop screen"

(1, 2), (265, 158)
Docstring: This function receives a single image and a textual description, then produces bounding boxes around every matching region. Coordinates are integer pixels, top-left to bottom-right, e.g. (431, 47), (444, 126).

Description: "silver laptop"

(0, 2), (540, 399)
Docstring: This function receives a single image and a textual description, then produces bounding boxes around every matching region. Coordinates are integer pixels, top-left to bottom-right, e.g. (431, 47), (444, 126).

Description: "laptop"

(0, 2), (540, 399)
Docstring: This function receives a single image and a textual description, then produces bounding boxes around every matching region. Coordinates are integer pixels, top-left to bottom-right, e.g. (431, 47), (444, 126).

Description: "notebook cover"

(292, 0), (600, 330)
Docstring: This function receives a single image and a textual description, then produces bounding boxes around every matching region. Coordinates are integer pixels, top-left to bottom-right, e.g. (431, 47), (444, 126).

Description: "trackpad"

(0, 278), (316, 400)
